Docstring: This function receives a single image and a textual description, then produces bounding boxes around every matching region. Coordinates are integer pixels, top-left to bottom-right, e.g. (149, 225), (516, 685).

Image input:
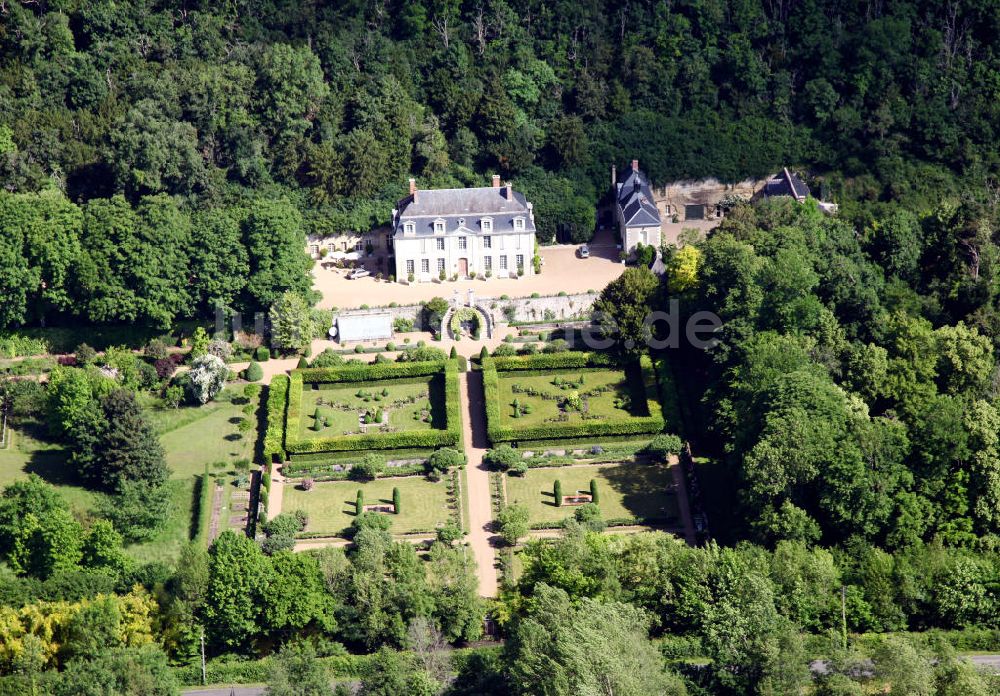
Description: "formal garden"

(269, 360), (462, 463)
(482, 352), (666, 445)
(504, 463), (680, 527)
(284, 475), (457, 537)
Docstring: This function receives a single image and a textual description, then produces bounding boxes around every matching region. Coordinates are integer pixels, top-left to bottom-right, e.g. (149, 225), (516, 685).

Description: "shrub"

(254, 346), (270, 362)
(142, 339), (169, 361)
(75, 343), (97, 365)
(574, 503), (605, 531)
(590, 478), (599, 504)
(296, 356), (309, 369)
(350, 453), (384, 481)
(554, 479), (563, 506)
(355, 489), (364, 515)
(245, 360), (264, 382)
(646, 433), (683, 459)
(392, 487), (401, 514)
(353, 511), (391, 533)
(207, 339), (233, 362)
(479, 346), (489, 361)
(543, 339), (569, 354)
(436, 521), (463, 545)
(186, 354), (228, 404)
(509, 461), (529, 476)
(427, 448), (466, 475)
(244, 383), (262, 400)
(492, 343), (517, 357)
(483, 444), (520, 471)
(301, 477), (315, 491)
(449, 346), (458, 359)
(354, 344), (365, 353)
(311, 349), (344, 368)
(153, 357), (175, 381)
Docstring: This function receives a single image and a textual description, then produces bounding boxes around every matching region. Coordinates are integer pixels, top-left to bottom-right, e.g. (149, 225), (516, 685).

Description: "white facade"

(392, 178), (537, 283)
(394, 228), (535, 282)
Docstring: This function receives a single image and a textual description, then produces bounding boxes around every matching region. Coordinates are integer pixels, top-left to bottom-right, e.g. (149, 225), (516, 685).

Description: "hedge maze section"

(280, 360), (461, 456)
(482, 352), (665, 445)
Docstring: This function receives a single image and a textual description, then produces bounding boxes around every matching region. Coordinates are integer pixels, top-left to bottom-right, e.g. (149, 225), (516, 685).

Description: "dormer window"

(514, 217), (525, 231)
(434, 219), (445, 234)
(458, 218), (466, 227)
(481, 218), (493, 233)
(403, 222), (415, 235)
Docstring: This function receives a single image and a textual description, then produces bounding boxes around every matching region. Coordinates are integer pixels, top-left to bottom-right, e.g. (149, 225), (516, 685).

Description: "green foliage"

(482, 354), (664, 444)
(263, 375), (290, 461)
(245, 360), (263, 382)
(553, 479), (562, 506)
(497, 504), (530, 546)
(269, 291), (316, 354)
(392, 487), (401, 514)
(427, 448), (466, 475)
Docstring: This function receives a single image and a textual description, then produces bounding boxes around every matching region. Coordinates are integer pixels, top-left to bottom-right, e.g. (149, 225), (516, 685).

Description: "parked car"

(347, 268), (371, 279)
(578, 244), (590, 258)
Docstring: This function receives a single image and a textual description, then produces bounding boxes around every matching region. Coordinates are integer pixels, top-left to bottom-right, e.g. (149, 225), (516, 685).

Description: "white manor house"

(392, 176), (537, 282)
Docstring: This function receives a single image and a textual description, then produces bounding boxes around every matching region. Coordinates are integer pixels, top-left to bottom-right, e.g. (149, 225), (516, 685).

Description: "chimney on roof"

(408, 178), (418, 203)
(492, 174), (501, 189)
(505, 182), (513, 201)
(631, 159), (639, 172)
(611, 164), (617, 188)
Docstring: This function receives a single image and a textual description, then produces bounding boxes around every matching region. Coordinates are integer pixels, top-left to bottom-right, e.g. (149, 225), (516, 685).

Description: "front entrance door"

(458, 258), (468, 277)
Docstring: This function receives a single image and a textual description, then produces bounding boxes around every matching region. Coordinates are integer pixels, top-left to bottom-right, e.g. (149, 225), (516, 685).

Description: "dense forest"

(1, 0), (999, 328)
(3, 0), (1000, 694)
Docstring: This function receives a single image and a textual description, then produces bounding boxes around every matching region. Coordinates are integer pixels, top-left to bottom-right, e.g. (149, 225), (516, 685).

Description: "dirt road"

(458, 371), (499, 597)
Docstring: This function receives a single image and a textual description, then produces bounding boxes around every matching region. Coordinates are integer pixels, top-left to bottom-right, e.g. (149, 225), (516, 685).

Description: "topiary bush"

(254, 346), (270, 362)
(646, 433), (683, 459)
(553, 479), (563, 506)
(392, 487), (400, 514)
(355, 489), (364, 515)
(245, 360), (263, 382)
(590, 478), (599, 504)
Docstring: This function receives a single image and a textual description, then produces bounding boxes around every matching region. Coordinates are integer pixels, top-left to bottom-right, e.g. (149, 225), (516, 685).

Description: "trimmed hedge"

(263, 375), (290, 462)
(283, 360), (461, 453)
(482, 353), (665, 445)
(194, 464), (214, 546)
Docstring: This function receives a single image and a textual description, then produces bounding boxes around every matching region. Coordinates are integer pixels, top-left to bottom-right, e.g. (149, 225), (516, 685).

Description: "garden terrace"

(284, 476), (453, 538)
(505, 463), (680, 527)
(482, 352), (665, 445)
(281, 360), (461, 455)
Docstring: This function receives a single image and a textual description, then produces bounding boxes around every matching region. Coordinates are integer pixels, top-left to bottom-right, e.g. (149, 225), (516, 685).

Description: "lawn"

(146, 388), (259, 478)
(496, 368), (640, 428)
(296, 378), (437, 440)
(505, 463), (679, 525)
(283, 476), (452, 537)
(0, 422), (103, 516)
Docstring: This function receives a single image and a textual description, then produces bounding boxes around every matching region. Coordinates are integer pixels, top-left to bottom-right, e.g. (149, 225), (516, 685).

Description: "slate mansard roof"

(394, 186), (536, 236)
(616, 165), (662, 228)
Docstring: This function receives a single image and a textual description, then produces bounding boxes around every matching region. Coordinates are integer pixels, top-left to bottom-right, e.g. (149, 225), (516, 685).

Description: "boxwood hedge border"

(283, 360), (461, 454)
(482, 352), (665, 445)
(263, 374), (290, 462)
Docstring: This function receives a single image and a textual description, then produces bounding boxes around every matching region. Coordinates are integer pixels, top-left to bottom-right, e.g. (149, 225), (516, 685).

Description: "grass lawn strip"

(284, 476), (451, 537)
(505, 463), (679, 525)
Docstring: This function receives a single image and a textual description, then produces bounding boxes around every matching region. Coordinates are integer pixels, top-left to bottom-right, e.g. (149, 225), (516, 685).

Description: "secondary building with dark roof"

(613, 160), (662, 254)
(392, 176), (536, 282)
(754, 167), (811, 202)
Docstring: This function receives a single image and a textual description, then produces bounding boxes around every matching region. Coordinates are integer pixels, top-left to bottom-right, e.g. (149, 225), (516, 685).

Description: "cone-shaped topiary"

(356, 489), (364, 515)
(590, 478), (599, 504)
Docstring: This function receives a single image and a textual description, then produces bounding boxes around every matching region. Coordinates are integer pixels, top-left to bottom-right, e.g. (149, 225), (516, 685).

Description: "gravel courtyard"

(313, 236), (625, 310)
